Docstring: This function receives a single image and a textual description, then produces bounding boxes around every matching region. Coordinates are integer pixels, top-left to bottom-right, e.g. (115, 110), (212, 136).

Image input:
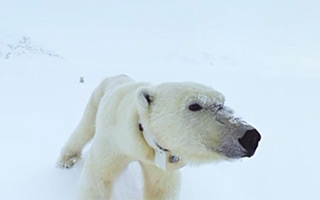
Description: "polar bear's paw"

(57, 152), (81, 169)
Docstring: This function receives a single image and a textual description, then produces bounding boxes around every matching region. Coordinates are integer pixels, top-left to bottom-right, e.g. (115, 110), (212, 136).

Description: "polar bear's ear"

(136, 87), (155, 108)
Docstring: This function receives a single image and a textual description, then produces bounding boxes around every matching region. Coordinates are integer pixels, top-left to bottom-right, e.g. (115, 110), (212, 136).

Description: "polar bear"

(57, 75), (261, 200)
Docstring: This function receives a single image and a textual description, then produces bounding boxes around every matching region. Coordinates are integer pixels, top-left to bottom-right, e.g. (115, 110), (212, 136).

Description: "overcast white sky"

(1, 0), (319, 77)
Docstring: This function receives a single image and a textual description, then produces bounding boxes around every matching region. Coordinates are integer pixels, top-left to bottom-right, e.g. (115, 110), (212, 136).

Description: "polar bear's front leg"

(78, 152), (131, 200)
(57, 86), (104, 168)
(141, 163), (181, 200)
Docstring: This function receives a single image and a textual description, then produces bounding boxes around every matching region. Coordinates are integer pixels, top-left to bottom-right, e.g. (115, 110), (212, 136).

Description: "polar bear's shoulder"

(99, 75), (133, 90)
(96, 75), (150, 104)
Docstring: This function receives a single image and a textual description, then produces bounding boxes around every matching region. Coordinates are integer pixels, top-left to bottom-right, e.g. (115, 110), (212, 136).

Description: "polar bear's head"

(136, 82), (261, 165)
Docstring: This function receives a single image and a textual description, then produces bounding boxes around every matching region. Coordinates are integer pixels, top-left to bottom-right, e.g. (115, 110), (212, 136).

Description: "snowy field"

(1, 0), (320, 200)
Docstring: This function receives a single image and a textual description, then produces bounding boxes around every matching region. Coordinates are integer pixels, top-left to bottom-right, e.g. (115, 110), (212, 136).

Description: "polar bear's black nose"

(238, 129), (261, 157)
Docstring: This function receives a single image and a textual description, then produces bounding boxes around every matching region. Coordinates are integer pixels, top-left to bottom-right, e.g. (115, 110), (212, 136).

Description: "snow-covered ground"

(1, 0), (320, 199)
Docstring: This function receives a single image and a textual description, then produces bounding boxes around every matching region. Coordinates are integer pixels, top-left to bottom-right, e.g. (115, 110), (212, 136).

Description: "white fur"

(57, 75), (255, 199)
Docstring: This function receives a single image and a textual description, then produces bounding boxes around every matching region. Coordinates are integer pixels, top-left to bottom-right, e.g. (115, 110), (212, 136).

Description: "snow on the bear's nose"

(214, 105), (248, 126)
(197, 95), (224, 105)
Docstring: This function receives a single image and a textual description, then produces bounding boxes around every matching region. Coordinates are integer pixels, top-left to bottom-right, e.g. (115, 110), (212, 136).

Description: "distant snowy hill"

(0, 36), (63, 60)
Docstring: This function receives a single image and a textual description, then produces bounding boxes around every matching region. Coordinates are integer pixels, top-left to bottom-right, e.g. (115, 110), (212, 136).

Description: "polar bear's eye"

(189, 103), (203, 111)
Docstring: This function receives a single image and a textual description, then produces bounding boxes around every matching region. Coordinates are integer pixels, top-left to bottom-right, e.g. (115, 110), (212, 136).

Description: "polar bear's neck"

(139, 123), (186, 171)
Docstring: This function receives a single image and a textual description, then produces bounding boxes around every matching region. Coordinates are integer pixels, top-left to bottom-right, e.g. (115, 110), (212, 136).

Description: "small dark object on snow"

(80, 77), (84, 83)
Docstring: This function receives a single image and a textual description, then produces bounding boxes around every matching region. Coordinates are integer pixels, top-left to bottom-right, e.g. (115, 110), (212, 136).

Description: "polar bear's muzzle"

(216, 126), (261, 159)
(213, 106), (261, 158)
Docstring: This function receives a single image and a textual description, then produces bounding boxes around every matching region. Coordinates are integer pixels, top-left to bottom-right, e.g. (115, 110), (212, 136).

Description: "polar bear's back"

(99, 75), (134, 93)
(94, 75), (148, 127)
